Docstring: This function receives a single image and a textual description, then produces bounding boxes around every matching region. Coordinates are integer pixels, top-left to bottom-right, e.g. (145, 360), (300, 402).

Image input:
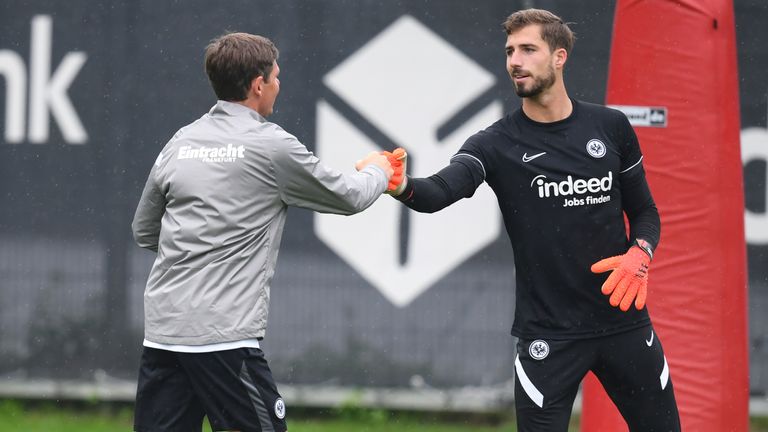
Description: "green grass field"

(1, 400), (767, 432)
(0, 400), (545, 432)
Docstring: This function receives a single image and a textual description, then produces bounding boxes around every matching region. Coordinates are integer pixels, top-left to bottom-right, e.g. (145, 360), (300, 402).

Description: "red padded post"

(581, 1), (748, 431)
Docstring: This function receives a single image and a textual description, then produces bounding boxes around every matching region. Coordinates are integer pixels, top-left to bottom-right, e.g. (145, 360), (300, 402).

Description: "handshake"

(355, 147), (408, 196)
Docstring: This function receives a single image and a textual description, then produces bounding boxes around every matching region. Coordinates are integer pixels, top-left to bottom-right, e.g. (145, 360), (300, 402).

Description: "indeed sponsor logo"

(178, 144), (245, 163)
(530, 172), (613, 208)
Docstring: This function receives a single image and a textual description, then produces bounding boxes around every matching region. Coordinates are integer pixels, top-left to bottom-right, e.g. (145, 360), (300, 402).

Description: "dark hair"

(503, 9), (575, 53)
(204, 32), (279, 101)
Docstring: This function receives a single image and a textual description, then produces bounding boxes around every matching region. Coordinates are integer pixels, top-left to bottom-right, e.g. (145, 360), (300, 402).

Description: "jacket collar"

(209, 100), (266, 123)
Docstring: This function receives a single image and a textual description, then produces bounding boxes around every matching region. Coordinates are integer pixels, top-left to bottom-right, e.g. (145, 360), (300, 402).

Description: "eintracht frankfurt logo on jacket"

(314, 15), (501, 307)
(177, 144), (245, 163)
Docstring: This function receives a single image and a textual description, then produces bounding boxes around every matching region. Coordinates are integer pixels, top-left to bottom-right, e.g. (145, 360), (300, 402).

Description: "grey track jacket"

(132, 101), (387, 345)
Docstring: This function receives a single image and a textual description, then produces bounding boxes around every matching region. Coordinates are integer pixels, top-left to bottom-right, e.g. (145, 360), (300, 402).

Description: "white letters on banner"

(742, 127), (768, 245)
(0, 15), (88, 144)
(315, 16), (502, 307)
(607, 105), (668, 128)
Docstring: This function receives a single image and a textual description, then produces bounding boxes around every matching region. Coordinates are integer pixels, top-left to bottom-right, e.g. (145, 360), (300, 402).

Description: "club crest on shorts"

(274, 398), (286, 419)
(586, 139), (606, 158)
(529, 340), (550, 360)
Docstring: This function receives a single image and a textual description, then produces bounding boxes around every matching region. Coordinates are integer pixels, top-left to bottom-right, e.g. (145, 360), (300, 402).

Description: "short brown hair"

(204, 32), (279, 101)
(503, 9), (575, 53)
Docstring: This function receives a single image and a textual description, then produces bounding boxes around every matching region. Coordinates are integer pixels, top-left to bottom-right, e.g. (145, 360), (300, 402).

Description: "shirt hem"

(143, 338), (261, 353)
(144, 329), (266, 346)
(511, 318), (651, 341)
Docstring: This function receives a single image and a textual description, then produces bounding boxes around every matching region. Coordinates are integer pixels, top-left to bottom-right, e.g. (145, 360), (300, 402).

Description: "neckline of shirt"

(516, 98), (579, 128)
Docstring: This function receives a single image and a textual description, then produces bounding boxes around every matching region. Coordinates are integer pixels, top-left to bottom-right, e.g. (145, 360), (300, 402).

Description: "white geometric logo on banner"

(315, 15), (502, 307)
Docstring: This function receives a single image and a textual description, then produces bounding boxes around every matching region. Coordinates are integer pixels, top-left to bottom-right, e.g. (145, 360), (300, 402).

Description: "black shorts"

(514, 324), (680, 432)
(134, 346), (287, 432)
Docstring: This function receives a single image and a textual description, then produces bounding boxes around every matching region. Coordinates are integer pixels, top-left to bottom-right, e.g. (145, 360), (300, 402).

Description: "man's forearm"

(622, 166), (661, 249)
(394, 159), (483, 213)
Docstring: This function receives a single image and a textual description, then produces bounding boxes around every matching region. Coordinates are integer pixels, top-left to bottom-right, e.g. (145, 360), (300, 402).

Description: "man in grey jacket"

(131, 32), (393, 432)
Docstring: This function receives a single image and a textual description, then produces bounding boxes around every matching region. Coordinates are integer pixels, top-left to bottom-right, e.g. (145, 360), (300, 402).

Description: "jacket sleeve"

(271, 131), (388, 215)
(131, 163), (166, 252)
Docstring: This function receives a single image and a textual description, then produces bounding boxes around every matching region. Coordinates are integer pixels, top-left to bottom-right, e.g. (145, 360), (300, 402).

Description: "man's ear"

(554, 48), (568, 69)
(250, 75), (265, 97)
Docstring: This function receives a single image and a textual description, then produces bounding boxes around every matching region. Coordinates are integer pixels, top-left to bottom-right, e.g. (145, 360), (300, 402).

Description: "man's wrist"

(362, 164), (388, 185)
(391, 176), (408, 196)
(392, 176), (414, 200)
(634, 238), (654, 260)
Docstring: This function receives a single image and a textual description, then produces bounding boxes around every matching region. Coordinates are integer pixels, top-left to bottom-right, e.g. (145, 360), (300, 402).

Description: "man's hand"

(382, 148), (408, 195)
(356, 151), (393, 180)
(590, 244), (652, 311)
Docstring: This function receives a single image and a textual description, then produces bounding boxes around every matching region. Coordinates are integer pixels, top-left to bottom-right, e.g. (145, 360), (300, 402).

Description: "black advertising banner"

(1, 0), (766, 396)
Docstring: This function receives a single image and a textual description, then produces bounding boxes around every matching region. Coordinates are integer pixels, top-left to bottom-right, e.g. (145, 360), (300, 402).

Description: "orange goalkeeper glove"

(590, 240), (653, 311)
(383, 147), (408, 195)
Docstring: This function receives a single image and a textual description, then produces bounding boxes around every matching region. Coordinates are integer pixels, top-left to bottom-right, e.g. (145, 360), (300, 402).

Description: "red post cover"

(581, 1), (748, 431)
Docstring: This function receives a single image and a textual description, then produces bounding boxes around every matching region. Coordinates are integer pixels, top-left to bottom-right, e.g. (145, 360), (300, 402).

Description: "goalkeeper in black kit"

(383, 9), (680, 432)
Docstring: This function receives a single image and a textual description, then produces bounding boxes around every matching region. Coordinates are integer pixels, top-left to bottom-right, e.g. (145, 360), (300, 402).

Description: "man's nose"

(508, 51), (522, 68)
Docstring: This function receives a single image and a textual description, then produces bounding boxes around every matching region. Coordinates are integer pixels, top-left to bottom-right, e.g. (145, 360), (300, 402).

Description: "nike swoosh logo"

(522, 152), (546, 163)
(646, 331), (654, 347)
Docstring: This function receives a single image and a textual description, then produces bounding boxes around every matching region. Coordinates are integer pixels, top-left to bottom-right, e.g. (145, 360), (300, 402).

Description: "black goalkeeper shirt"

(397, 100), (659, 339)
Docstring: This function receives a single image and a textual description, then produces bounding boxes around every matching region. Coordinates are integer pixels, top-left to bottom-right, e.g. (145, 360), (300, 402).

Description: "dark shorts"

(134, 346), (287, 432)
(514, 324), (680, 432)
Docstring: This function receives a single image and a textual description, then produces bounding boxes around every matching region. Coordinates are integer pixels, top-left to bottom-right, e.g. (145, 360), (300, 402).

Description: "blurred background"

(0, 0), (766, 420)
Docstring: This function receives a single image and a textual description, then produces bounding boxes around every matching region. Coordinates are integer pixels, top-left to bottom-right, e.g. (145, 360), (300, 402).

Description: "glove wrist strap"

(634, 238), (654, 260)
(394, 176), (414, 200)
